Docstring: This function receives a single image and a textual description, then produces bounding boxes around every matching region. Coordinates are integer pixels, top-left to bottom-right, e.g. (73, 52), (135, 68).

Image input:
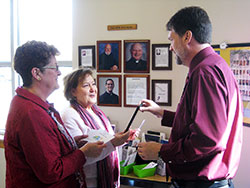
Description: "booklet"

(83, 129), (114, 144)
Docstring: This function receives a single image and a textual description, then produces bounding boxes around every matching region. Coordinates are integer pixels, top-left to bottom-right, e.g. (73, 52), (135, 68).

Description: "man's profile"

(126, 43), (147, 71)
(99, 43), (118, 70)
(99, 78), (119, 104)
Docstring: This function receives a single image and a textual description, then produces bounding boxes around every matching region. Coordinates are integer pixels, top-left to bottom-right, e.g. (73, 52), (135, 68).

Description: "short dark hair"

(14, 40), (59, 87)
(105, 78), (114, 85)
(166, 6), (212, 44)
(63, 68), (94, 102)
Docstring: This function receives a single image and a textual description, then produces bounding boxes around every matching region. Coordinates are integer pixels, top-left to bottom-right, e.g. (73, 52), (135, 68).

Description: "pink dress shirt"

(160, 47), (243, 181)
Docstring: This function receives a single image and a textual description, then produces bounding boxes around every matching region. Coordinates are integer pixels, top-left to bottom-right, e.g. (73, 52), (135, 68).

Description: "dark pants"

(170, 179), (234, 188)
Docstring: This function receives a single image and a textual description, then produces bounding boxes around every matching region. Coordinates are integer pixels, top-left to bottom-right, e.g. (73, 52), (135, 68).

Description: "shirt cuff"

(161, 110), (175, 127)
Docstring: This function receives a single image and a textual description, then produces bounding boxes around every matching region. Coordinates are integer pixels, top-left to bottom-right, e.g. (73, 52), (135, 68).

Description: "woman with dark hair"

(62, 68), (135, 188)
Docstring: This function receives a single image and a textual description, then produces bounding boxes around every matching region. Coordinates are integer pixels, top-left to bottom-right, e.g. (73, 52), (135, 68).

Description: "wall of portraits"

(78, 40), (172, 108)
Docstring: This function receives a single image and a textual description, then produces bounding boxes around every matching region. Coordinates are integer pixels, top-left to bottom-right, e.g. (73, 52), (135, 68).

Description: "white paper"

(126, 77), (147, 105)
(142, 162), (158, 170)
(155, 47), (169, 67)
(81, 49), (93, 67)
(155, 83), (168, 103)
(83, 129), (114, 144)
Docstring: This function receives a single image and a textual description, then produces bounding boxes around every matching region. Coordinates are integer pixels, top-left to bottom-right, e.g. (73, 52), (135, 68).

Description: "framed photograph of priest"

(97, 75), (122, 107)
(97, 40), (121, 73)
(124, 40), (150, 73)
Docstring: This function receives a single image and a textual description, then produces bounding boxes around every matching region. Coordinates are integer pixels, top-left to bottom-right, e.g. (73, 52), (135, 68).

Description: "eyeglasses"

(43, 65), (59, 71)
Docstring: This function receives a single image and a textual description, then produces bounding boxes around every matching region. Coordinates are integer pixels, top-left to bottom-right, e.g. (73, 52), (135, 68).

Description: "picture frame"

(124, 75), (150, 107)
(78, 45), (95, 68)
(124, 40), (150, 73)
(97, 40), (121, 72)
(152, 79), (172, 106)
(152, 44), (172, 70)
(97, 74), (122, 107)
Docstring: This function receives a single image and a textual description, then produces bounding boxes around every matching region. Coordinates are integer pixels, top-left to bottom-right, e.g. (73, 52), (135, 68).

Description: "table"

(120, 172), (171, 188)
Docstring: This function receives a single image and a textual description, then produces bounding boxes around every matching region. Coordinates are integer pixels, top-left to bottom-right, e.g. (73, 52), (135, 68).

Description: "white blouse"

(62, 106), (118, 188)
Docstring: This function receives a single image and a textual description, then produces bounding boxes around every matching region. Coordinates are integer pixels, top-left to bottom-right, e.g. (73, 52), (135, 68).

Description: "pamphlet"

(83, 129), (114, 144)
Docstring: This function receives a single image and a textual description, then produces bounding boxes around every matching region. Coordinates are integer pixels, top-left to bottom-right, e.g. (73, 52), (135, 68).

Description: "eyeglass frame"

(43, 65), (60, 71)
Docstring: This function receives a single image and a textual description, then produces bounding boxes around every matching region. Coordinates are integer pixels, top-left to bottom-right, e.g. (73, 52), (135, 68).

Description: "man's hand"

(80, 141), (106, 157)
(137, 142), (162, 160)
(139, 99), (164, 118)
(74, 135), (88, 148)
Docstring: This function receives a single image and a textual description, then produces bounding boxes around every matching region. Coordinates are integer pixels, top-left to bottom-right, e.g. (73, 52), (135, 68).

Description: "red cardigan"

(4, 87), (86, 188)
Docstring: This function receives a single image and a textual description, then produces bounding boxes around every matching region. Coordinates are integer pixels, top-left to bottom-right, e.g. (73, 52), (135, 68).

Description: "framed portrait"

(97, 74), (122, 107)
(124, 75), (150, 107)
(97, 40), (121, 72)
(152, 44), (172, 70)
(124, 40), (150, 73)
(152, 80), (172, 106)
(78, 45), (95, 68)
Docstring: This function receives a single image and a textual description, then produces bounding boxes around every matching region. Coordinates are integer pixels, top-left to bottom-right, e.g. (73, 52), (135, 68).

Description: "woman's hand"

(111, 131), (131, 147)
(74, 135), (88, 148)
(139, 99), (164, 118)
(127, 129), (139, 141)
(80, 141), (106, 157)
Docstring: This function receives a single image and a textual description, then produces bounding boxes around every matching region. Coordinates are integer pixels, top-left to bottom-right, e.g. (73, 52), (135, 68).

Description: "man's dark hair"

(166, 6), (212, 44)
(105, 78), (114, 85)
(14, 40), (59, 87)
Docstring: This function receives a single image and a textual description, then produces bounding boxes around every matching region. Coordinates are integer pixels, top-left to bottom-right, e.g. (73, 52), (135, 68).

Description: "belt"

(172, 179), (233, 188)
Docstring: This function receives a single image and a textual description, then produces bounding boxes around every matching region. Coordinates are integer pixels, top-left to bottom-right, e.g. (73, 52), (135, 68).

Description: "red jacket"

(4, 87), (86, 188)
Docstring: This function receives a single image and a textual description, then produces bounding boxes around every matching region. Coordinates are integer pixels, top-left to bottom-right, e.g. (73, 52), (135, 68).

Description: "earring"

(37, 77), (41, 81)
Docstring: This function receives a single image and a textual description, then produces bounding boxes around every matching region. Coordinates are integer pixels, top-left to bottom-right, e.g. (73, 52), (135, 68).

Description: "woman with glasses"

(4, 40), (106, 188)
(62, 68), (135, 188)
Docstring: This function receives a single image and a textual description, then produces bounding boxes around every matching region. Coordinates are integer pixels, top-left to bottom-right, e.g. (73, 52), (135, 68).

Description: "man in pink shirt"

(138, 6), (242, 188)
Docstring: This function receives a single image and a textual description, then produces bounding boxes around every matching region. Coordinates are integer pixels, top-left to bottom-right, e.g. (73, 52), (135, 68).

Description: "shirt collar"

(16, 87), (51, 111)
(189, 46), (215, 77)
(107, 91), (113, 95)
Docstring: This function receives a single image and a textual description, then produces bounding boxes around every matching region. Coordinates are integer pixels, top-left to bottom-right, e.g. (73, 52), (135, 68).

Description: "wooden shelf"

(120, 172), (171, 188)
